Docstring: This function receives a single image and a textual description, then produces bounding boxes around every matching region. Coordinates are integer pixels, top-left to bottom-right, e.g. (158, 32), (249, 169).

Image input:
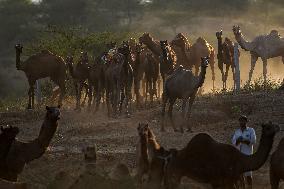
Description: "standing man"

(232, 115), (256, 189)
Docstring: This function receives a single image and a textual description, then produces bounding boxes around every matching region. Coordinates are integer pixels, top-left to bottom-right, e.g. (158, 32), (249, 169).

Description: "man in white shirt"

(232, 115), (256, 189)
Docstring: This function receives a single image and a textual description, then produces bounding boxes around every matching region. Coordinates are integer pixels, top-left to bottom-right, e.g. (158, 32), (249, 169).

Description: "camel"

(216, 30), (239, 90)
(15, 44), (66, 109)
(171, 33), (216, 89)
(0, 126), (19, 161)
(104, 42), (133, 117)
(270, 137), (284, 189)
(87, 53), (106, 112)
(66, 52), (90, 110)
(161, 57), (209, 133)
(0, 178), (27, 189)
(136, 123), (150, 186)
(0, 106), (60, 181)
(155, 122), (280, 189)
(233, 26), (284, 84)
(139, 33), (177, 87)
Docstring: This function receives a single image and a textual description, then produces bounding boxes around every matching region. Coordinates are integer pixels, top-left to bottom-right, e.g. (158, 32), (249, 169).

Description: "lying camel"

(270, 137), (284, 189)
(161, 57), (209, 132)
(159, 122), (280, 189)
(0, 106), (61, 181)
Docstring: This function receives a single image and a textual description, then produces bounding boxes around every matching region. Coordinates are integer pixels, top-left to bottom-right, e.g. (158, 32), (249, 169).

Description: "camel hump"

(40, 50), (53, 55)
(196, 37), (207, 44)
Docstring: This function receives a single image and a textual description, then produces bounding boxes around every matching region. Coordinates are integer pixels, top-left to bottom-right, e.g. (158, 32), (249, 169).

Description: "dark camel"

(0, 106), (60, 181)
(104, 43), (133, 117)
(171, 33), (216, 89)
(15, 44), (66, 109)
(159, 122), (280, 189)
(66, 53), (90, 110)
(270, 137), (284, 189)
(216, 30), (239, 90)
(161, 57), (209, 133)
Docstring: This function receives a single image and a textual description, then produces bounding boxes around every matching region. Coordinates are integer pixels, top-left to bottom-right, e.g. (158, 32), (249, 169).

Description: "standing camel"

(161, 57), (209, 133)
(216, 30), (238, 90)
(15, 44), (66, 109)
(270, 137), (284, 189)
(139, 33), (177, 89)
(104, 43), (133, 117)
(0, 106), (61, 181)
(66, 52), (90, 110)
(171, 33), (216, 90)
(233, 26), (284, 84)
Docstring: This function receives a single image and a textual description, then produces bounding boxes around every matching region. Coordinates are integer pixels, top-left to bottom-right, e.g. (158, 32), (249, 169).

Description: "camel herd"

(5, 26), (284, 188)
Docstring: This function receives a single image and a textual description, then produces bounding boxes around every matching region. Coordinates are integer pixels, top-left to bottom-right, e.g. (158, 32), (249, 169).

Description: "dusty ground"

(0, 90), (283, 189)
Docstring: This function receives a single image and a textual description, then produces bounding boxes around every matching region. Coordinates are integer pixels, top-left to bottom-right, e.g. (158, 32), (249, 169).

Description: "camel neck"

(144, 40), (161, 56)
(217, 37), (223, 55)
(140, 135), (149, 163)
(235, 33), (253, 51)
(242, 132), (274, 172)
(37, 117), (58, 149)
(15, 51), (24, 71)
(196, 64), (207, 89)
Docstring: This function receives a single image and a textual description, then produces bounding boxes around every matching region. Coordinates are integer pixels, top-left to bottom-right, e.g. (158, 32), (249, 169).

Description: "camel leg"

(150, 78), (154, 106)
(168, 98), (177, 132)
(270, 169), (280, 189)
(87, 83), (93, 111)
(248, 54), (258, 84)
(224, 64), (230, 89)
(27, 79), (36, 109)
(57, 80), (66, 108)
(95, 82), (101, 111)
(210, 55), (215, 91)
(144, 79), (148, 107)
(81, 83), (88, 107)
(185, 92), (197, 132)
(134, 77), (141, 107)
(161, 92), (168, 132)
(231, 66), (236, 91)
(262, 58), (268, 83)
(180, 98), (187, 133)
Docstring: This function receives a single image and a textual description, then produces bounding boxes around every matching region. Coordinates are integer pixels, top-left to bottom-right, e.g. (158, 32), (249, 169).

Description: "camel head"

(45, 106), (61, 121)
(15, 44), (23, 53)
(232, 25), (241, 36)
(118, 42), (131, 56)
(137, 123), (150, 138)
(201, 56), (209, 68)
(0, 125), (19, 141)
(216, 30), (223, 39)
(261, 122), (280, 138)
(139, 33), (152, 44)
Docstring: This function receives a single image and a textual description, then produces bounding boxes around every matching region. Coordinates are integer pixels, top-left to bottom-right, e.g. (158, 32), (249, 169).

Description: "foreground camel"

(0, 106), (61, 181)
(171, 33), (216, 89)
(233, 26), (284, 83)
(15, 44), (66, 109)
(161, 57), (209, 132)
(157, 122), (280, 189)
(216, 30), (238, 90)
(270, 137), (284, 189)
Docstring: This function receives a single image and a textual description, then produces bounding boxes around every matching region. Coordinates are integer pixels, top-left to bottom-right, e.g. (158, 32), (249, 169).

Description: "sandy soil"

(0, 90), (283, 189)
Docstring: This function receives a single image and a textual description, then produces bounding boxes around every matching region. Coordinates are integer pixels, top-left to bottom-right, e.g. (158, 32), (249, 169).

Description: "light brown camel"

(0, 106), (60, 181)
(171, 33), (216, 89)
(216, 30), (239, 90)
(15, 44), (66, 109)
(158, 122), (280, 189)
(270, 137), (284, 189)
(0, 178), (27, 189)
(139, 33), (177, 87)
(66, 53), (90, 110)
(161, 57), (209, 133)
(233, 26), (284, 84)
(136, 123), (150, 186)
